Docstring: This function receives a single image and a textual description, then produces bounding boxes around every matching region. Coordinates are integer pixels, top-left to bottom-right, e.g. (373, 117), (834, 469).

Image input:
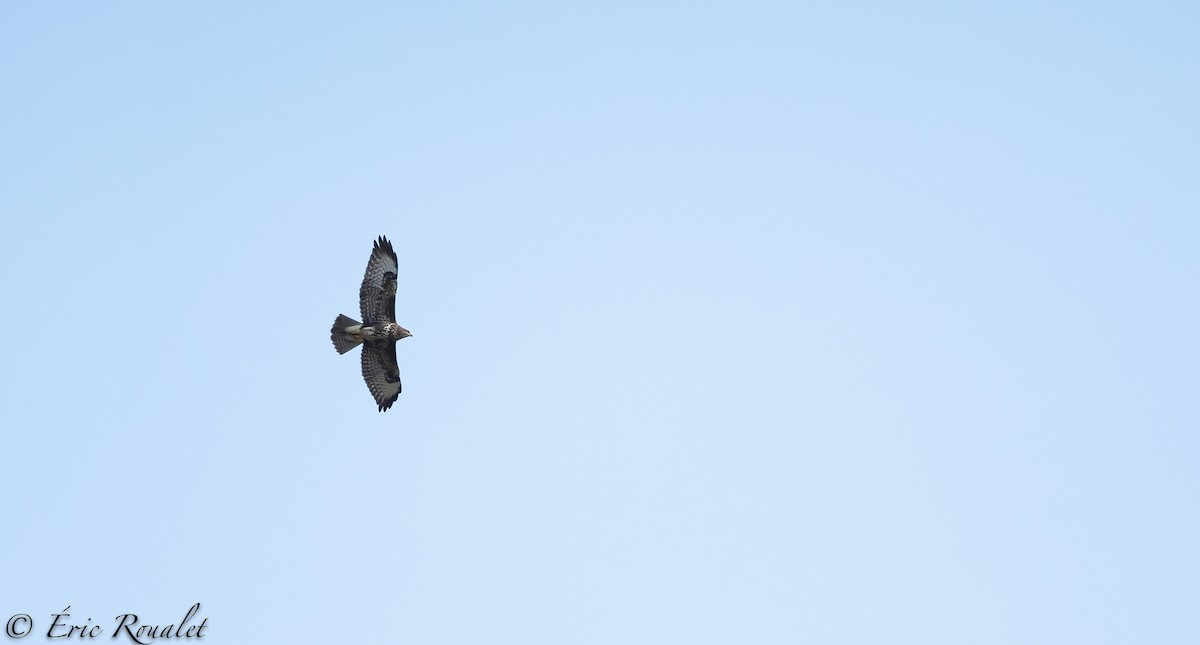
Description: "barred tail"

(331, 314), (363, 354)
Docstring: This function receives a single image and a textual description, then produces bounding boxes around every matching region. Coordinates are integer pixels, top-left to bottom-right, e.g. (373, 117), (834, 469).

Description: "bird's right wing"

(359, 235), (398, 323)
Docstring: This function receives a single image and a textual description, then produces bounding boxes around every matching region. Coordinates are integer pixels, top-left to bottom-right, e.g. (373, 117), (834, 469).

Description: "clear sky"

(1, 2), (1197, 643)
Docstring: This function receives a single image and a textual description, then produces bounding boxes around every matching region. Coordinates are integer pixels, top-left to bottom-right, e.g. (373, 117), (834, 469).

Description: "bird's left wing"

(361, 341), (402, 412)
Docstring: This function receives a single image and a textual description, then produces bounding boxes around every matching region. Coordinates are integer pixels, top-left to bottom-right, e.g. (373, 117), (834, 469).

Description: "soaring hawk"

(330, 235), (412, 411)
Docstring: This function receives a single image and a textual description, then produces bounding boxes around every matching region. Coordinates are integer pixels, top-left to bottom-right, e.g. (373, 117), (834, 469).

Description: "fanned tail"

(331, 314), (363, 354)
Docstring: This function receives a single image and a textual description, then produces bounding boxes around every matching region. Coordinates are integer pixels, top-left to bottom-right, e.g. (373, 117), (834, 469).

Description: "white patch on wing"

(377, 254), (398, 275)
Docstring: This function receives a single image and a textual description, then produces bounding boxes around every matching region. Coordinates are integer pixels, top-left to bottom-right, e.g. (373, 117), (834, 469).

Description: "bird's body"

(338, 321), (408, 343)
(331, 235), (412, 411)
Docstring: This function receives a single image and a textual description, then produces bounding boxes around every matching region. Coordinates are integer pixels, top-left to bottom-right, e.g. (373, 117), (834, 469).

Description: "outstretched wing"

(359, 235), (398, 324)
(361, 341), (401, 412)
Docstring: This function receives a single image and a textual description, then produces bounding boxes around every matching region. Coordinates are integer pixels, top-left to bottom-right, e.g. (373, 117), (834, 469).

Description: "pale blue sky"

(1, 2), (1197, 643)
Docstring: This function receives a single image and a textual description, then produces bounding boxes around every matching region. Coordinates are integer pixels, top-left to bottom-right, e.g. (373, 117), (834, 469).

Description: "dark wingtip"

(377, 392), (399, 412)
(374, 235), (393, 257)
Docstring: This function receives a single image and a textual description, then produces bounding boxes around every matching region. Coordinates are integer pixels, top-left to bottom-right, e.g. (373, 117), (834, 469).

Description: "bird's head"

(398, 326), (413, 339)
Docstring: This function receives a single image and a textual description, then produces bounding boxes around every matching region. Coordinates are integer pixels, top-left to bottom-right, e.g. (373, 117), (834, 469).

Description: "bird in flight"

(330, 235), (412, 411)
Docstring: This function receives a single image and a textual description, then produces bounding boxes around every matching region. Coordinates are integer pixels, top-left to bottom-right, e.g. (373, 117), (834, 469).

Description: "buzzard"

(330, 235), (412, 411)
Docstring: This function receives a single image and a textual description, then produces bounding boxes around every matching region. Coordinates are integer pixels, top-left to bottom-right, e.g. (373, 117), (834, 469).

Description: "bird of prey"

(330, 235), (412, 411)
